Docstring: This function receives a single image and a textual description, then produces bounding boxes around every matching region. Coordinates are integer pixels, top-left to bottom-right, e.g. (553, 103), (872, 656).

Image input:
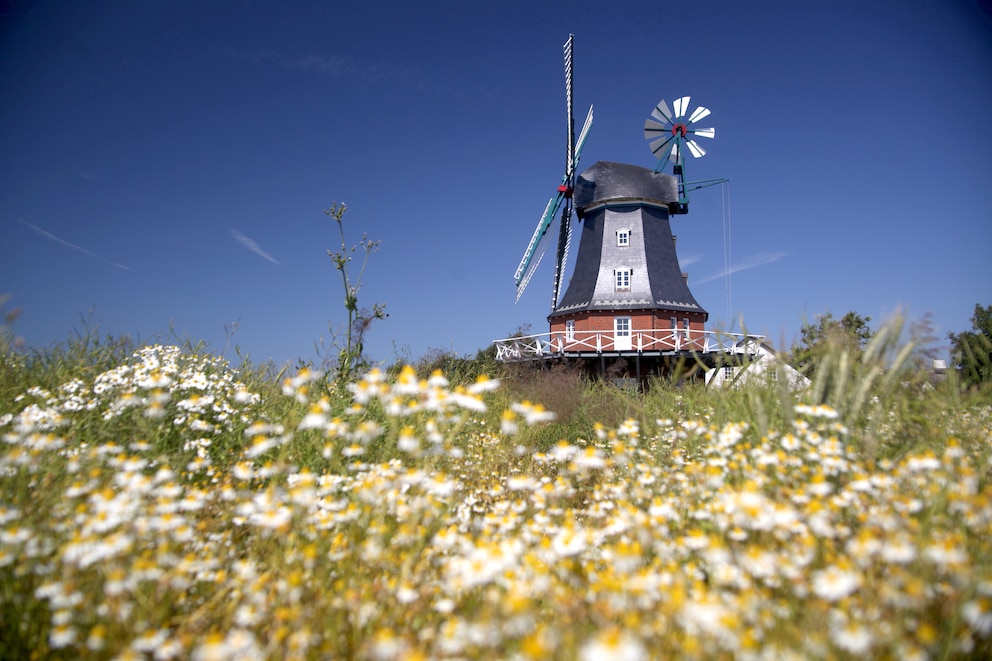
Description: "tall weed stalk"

(324, 202), (388, 385)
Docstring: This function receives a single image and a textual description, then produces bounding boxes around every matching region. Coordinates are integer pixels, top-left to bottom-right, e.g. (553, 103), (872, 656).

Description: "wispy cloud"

(679, 252), (703, 268)
(230, 230), (280, 265)
(222, 47), (389, 80)
(219, 47), (488, 98)
(17, 218), (129, 270)
(695, 251), (789, 284)
(74, 169), (103, 182)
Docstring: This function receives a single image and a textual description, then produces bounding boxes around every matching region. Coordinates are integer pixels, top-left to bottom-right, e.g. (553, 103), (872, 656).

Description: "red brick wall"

(549, 310), (707, 351)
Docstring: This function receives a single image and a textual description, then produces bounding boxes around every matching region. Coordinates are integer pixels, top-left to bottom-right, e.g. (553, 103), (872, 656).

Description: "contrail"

(17, 218), (129, 270)
(695, 251), (789, 284)
(230, 230), (281, 265)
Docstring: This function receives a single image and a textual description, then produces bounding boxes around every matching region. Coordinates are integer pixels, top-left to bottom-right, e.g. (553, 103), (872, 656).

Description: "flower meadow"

(1, 343), (991, 660)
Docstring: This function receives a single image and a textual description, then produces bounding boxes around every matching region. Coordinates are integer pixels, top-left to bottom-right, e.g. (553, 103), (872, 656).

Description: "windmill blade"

(514, 222), (555, 301)
(650, 99), (674, 124)
(687, 106), (711, 124)
(670, 141), (684, 164)
(515, 252), (549, 302)
(517, 38), (592, 305)
(548, 104), (592, 307)
(551, 203), (573, 308)
(514, 191), (567, 300)
(514, 195), (559, 285)
(673, 96), (691, 118)
(686, 139), (707, 158)
(572, 105), (594, 169)
(643, 117), (670, 140)
(690, 127), (715, 139)
(648, 134), (677, 160)
(563, 35), (575, 170)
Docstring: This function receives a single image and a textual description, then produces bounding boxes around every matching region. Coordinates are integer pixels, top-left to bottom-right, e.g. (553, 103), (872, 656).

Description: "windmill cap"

(574, 161), (678, 215)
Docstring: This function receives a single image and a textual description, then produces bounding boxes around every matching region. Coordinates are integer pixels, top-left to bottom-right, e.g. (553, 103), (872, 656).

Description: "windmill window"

(615, 317), (631, 336)
(565, 320), (575, 340)
(615, 268), (631, 291)
(617, 229), (630, 247)
(723, 366), (735, 379)
(682, 318), (691, 338)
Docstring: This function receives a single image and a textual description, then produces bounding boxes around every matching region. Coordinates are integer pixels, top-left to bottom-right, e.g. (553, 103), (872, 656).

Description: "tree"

(947, 303), (992, 388)
(792, 311), (873, 377)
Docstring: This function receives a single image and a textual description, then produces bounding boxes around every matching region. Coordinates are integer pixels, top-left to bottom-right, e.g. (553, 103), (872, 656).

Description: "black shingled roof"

(549, 161), (708, 320)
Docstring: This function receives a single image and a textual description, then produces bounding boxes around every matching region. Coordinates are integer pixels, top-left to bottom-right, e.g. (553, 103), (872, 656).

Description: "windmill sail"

(514, 196), (558, 300)
(514, 105), (592, 303)
(551, 34), (577, 311)
(514, 33), (593, 307)
(643, 96), (716, 213)
(643, 96), (715, 171)
(551, 105), (593, 308)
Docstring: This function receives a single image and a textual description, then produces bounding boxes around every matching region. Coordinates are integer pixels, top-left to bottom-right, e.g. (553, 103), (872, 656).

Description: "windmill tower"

(547, 159), (708, 351)
(501, 38), (736, 379)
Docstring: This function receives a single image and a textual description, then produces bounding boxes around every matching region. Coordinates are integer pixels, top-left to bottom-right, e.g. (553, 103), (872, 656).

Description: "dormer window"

(617, 229), (630, 247)
(615, 268), (631, 291)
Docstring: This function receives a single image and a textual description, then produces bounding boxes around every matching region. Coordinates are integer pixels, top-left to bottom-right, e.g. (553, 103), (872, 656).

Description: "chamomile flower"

(298, 407), (330, 431)
(282, 367), (322, 402)
(397, 427), (420, 454)
(466, 374), (499, 394)
(48, 624), (77, 648)
(343, 443), (366, 457)
(580, 628), (646, 661)
(501, 409), (519, 435)
(962, 599), (992, 636)
(191, 630), (263, 661)
(511, 400), (556, 424)
(795, 403), (839, 419)
(244, 435), (279, 459)
(811, 565), (862, 601)
(829, 612), (874, 654)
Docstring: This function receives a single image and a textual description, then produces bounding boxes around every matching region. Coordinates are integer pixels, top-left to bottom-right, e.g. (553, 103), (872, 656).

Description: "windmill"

(513, 34), (594, 309)
(643, 96), (723, 214)
(494, 62), (750, 383)
(542, 95), (723, 368)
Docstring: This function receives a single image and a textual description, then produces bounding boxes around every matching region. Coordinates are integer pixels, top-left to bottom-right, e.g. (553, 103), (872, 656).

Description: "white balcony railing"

(492, 329), (763, 362)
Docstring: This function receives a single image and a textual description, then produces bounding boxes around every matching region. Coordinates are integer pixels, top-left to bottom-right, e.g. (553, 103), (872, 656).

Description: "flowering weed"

(1, 341), (990, 659)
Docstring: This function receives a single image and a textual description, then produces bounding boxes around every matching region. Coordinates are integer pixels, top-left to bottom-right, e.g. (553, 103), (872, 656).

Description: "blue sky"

(3, 0), (991, 367)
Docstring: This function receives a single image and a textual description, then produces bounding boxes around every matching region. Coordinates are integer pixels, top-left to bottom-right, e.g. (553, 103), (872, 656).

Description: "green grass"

(1, 320), (990, 660)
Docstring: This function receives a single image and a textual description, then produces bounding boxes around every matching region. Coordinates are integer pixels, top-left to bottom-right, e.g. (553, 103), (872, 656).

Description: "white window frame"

(565, 319), (575, 340)
(617, 229), (630, 247)
(682, 318), (691, 338)
(614, 316), (632, 350)
(615, 268), (631, 291)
